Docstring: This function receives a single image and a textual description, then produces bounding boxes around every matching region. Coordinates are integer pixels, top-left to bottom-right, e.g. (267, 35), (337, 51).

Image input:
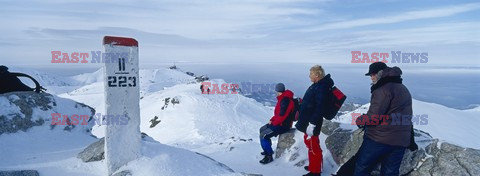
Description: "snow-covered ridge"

(3, 66), (479, 175)
(0, 91), (243, 176)
(0, 92), (97, 168)
(8, 66), (78, 87)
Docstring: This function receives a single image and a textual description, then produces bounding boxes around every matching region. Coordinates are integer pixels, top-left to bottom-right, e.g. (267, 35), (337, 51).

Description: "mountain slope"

(0, 92), (242, 176)
(7, 66), (479, 175)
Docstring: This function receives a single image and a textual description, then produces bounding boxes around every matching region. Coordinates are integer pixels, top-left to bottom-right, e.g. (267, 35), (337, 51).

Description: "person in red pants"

(304, 134), (323, 174)
(295, 65), (333, 176)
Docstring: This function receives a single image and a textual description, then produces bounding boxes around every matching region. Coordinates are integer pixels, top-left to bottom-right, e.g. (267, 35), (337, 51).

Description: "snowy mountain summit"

(0, 91), (243, 176)
(1, 66), (480, 176)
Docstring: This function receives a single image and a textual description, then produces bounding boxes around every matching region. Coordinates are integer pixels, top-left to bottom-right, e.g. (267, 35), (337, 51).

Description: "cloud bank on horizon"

(1, 0), (479, 66)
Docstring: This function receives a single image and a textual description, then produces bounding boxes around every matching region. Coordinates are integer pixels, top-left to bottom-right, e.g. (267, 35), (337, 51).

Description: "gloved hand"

(306, 123), (316, 137)
(356, 114), (367, 130)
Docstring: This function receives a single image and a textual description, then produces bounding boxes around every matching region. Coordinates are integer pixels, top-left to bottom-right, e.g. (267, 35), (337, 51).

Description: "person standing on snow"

(353, 62), (413, 176)
(295, 65), (333, 176)
(259, 83), (296, 164)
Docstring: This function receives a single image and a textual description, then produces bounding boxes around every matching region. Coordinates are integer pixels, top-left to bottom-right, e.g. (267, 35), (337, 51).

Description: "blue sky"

(1, 0), (479, 66)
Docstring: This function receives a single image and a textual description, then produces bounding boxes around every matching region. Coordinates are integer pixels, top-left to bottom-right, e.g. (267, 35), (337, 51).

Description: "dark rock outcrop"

(323, 120), (480, 176)
(0, 170), (40, 176)
(112, 170), (132, 176)
(275, 129), (297, 159)
(77, 137), (105, 162)
(0, 92), (95, 135)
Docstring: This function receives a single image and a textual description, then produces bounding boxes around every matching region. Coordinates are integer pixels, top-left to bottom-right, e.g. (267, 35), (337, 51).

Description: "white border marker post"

(103, 36), (141, 175)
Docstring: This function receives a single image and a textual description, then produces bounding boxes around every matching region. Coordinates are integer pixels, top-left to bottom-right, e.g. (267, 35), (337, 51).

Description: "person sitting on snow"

(259, 83), (296, 164)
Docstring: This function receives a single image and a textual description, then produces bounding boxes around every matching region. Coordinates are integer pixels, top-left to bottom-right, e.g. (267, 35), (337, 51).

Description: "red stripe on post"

(103, 36), (138, 46)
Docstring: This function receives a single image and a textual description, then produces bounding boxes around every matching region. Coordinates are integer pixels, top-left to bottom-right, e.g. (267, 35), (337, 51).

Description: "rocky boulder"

(0, 92), (95, 135)
(273, 128), (310, 168)
(410, 139), (480, 176)
(77, 137), (105, 162)
(78, 133), (172, 163)
(323, 120), (480, 176)
(275, 128), (297, 159)
(0, 170), (40, 176)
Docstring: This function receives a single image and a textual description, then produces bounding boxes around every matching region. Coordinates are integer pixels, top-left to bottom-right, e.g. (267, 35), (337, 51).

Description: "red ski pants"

(304, 134), (323, 173)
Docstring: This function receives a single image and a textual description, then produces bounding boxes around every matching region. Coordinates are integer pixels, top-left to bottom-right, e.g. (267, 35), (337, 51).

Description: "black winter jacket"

(295, 74), (334, 136)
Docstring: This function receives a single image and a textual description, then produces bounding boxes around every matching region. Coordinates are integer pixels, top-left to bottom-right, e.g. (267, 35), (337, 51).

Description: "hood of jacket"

(277, 89), (294, 100)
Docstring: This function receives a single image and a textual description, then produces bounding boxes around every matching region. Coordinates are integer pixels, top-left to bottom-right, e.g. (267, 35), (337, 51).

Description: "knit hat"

(275, 83), (285, 92)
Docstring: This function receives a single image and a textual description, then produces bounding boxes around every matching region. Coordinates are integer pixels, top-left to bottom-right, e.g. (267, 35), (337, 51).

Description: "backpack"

(323, 86), (346, 120)
(0, 66), (46, 94)
(282, 97), (302, 127)
(292, 98), (302, 121)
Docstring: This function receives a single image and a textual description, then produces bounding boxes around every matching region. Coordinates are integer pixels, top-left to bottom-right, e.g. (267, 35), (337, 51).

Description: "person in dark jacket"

(353, 62), (413, 176)
(0, 65), (32, 94)
(259, 83), (295, 164)
(295, 65), (333, 176)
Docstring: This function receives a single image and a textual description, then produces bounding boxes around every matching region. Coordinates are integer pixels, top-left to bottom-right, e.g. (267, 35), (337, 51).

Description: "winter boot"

(261, 152), (273, 155)
(259, 155), (273, 164)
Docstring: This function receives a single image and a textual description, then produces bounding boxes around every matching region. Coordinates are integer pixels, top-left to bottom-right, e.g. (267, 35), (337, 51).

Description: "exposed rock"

(321, 120), (341, 136)
(325, 121), (430, 175)
(0, 170), (40, 176)
(339, 102), (362, 112)
(149, 116), (161, 128)
(171, 97), (180, 105)
(335, 102), (363, 119)
(195, 75), (209, 82)
(77, 137), (105, 162)
(112, 170), (132, 176)
(410, 139), (480, 176)
(0, 92), (52, 134)
(0, 92), (95, 135)
(324, 127), (358, 164)
(275, 128), (297, 159)
(240, 173), (263, 176)
(77, 133), (161, 163)
(161, 97), (170, 110)
(159, 97), (180, 111)
(324, 121), (480, 176)
(271, 129), (310, 169)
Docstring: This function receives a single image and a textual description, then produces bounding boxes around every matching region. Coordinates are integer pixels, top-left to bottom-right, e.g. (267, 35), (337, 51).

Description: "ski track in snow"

(233, 93), (240, 125)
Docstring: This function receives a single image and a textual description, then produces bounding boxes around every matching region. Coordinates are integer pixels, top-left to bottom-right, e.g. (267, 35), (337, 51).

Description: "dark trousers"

(259, 124), (289, 155)
(354, 136), (406, 176)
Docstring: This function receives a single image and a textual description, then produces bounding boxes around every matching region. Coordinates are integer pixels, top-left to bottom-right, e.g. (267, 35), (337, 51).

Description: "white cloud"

(306, 22), (480, 50)
(300, 3), (480, 32)
(0, 0), (478, 65)
(0, 0), (324, 39)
